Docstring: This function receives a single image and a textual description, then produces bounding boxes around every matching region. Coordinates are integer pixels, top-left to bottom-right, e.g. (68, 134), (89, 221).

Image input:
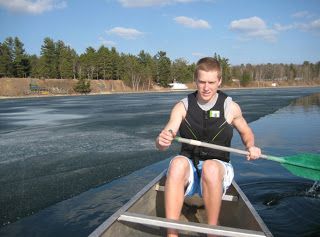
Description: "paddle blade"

(283, 153), (320, 170)
(282, 163), (320, 181)
(281, 153), (320, 181)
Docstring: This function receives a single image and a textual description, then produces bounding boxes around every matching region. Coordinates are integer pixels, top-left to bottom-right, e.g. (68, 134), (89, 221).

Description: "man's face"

(196, 70), (221, 103)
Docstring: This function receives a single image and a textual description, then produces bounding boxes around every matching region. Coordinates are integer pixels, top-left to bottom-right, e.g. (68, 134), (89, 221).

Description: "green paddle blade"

(268, 153), (320, 181)
(282, 163), (320, 181)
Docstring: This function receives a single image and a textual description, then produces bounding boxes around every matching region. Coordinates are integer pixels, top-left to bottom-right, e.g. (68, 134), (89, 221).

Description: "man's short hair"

(194, 57), (222, 80)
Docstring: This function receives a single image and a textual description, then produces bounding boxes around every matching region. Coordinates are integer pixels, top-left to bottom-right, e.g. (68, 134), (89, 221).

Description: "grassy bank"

(0, 77), (319, 99)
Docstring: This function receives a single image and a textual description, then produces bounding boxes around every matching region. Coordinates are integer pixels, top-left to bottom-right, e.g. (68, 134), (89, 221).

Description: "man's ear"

(218, 78), (222, 87)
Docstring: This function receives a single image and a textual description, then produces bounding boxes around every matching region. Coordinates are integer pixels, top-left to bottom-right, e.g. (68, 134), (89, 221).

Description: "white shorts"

(168, 156), (234, 197)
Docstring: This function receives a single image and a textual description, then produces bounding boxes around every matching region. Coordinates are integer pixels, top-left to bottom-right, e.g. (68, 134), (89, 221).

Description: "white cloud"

(98, 37), (117, 47)
(275, 17), (320, 34)
(292, 11), (311, 19)
(309, 19), (320, 30)
(274, 23), (294, 31)
(106, 27), (144, 39)
(230, 16), (266, 31)
(174, 16), (211, 29)
(192, 52), (206, 57)
(246, 28), (278, 42)
(0, 0), (66, 14)
(295, 18), (320, 32)
(118, 0), (194, 8)
(229, 16), (277, 42)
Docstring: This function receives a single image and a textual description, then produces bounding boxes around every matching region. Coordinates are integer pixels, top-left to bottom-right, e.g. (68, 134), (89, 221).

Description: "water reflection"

(242, 180), (320, 237)
(235, 93), (320, 237)
(291, 93), (320, 107)
(263, 181), (320, 207)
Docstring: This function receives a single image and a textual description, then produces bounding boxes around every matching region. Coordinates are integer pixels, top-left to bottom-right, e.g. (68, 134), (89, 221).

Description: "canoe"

(89, 170), (273, 237)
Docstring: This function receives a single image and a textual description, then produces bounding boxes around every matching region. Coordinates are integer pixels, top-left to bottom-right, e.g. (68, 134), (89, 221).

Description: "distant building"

(294, 77), (303, 81)
(274, 77), (287, 81)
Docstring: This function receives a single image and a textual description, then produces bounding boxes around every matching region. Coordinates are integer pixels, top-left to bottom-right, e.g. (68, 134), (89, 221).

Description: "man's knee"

(202, 160), (224, 183)
(167, 156), (190, 181)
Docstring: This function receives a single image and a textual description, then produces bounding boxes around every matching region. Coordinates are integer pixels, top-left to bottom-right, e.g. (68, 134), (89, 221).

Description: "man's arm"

(156, 102), (186, 151)
(231, 101), (261, 160)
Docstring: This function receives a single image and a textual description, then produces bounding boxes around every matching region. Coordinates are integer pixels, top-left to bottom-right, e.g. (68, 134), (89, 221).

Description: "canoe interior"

(90, 171), (272, 237)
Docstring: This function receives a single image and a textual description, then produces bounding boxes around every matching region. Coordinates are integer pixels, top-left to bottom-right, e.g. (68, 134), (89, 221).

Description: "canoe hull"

(89, 170), (272, 237)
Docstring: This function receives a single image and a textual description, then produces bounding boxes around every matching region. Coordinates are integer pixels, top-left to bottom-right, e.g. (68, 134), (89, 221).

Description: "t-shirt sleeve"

(224, 96), (233, 122)
(181, 97), (188, 111)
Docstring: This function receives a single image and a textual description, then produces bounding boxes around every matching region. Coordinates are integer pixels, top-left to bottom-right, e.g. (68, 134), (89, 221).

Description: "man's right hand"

(156, 129), (176, 151)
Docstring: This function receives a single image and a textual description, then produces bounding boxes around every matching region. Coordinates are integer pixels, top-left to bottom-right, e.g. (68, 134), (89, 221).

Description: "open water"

(0, 87), (319, 236)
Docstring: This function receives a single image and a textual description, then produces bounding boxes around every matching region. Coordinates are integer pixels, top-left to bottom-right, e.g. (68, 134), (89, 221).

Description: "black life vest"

(179, 90), (233, 163)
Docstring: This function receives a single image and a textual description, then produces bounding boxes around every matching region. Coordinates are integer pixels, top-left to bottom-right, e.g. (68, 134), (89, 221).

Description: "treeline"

(1, 36), (319, 89)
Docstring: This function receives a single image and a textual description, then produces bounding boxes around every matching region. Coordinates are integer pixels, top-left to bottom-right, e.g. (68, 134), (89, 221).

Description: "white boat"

(169, 82), (188, 90)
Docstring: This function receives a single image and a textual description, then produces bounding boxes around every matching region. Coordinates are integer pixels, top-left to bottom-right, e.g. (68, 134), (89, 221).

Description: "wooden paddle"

(174, 136), (320, 181)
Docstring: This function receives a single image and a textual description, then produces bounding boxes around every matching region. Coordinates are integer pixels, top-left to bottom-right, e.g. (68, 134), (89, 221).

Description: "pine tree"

(241, 71), (252, 87)
(137, 50), (156, 89)
(29, 54), (41, 78)
(40, 37), (57, 78)
(13, 37), (30, 77)
(57, 41), (78, 79)
(74, 78), (91, 94)
(155, 51), (171, 87)
(0, 42), (5, 77)
(171, 58), (192, 83)
(97, 45), (109, 80)
(213, 53), (231, 84)
(0, 37), (14, 77)
(110, 47), (120, 80)
(79, 47), (97, 79)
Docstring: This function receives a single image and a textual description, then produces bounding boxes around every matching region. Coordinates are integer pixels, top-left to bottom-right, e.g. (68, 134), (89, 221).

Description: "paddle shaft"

(174, 136), (281, 161)
(174, 136), (320, 181)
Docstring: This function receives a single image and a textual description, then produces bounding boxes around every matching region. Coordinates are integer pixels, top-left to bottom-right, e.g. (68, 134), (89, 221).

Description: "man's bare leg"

(201, 160), (225, 237)
(165, 156), (190, 237)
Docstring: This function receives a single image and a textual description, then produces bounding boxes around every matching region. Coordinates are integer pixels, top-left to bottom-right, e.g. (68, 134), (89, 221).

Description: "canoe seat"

(155, 184), (239, 203)
(118, 212), (266, 237)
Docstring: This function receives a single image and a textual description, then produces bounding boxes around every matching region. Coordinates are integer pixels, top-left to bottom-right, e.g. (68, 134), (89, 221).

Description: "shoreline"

(0, 84), (319, 100)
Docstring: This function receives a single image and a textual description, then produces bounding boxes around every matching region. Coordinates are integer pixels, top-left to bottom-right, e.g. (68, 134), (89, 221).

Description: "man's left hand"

(246, 146), (261, 160)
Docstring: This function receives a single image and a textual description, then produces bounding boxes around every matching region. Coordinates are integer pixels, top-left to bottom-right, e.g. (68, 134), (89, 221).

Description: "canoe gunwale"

(88, 170), (167, 237)
(231, 181), (273, 237)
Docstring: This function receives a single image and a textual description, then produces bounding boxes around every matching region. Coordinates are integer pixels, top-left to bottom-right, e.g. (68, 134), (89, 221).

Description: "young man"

(156, 57), (261, 237)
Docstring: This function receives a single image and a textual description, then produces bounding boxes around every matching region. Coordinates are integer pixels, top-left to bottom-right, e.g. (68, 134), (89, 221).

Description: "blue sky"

(0, 0), (319, 65)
